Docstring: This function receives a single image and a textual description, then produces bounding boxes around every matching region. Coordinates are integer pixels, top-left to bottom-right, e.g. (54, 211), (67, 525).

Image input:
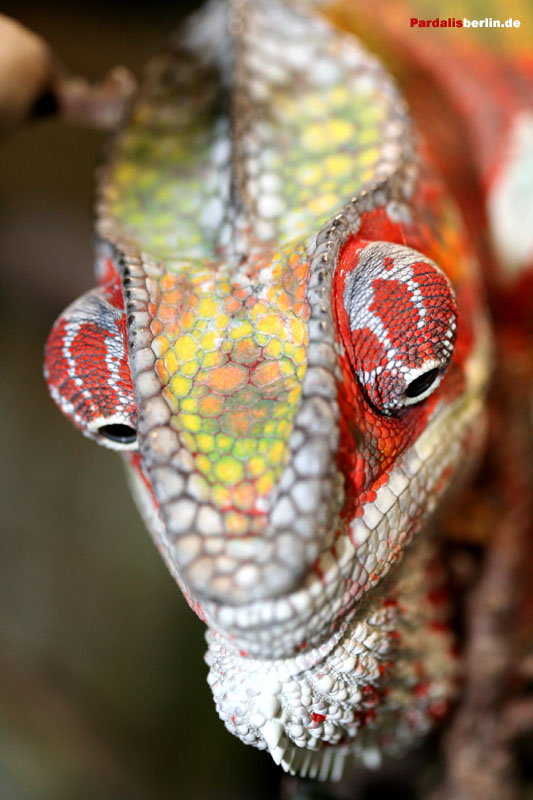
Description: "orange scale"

(163, 289), (181, 306)
(185, 293), (199, 308)
(206, 362), (249, 395)
(380, 437), (397, 459)
(231, 482), (258, 512)
(232, 338), (262, 365)
(251, 360), (283, 389)
(165, 320), (180, 339)
(294, 261), (308, 278)
(233, 286), (250, 301)
(180, 311), (196, 330)
(244, 294), (259, 309)
(224, 295), (242, 314)
(220, 409), (252, 438)
(234, 384), (260, 406)
(156, 360), (170, 383)
(225, 511), (249, 536)
(251, 402), (270, 420)
(293, 282), (308, 301)
(160, 274), (178, 291)
(293, 302), (308, 317)
(158, 303), (176, 322)
(281, 295), (295, 314)
(150, 318), (164, 336)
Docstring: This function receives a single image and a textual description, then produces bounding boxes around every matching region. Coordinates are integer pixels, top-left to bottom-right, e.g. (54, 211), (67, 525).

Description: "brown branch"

(0, 14), (136, 136)
(55, 67), (137, 129)
(0, 15), (54, 134)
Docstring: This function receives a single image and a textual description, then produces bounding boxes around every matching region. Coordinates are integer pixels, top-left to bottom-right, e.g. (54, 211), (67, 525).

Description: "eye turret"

(44, 281), (138, 451)
(337, 241), (457, 415)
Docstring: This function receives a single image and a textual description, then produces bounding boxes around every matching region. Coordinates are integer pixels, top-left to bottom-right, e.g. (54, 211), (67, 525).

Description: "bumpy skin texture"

(45, 242), (138, 448)
(44, 0), (494, 780)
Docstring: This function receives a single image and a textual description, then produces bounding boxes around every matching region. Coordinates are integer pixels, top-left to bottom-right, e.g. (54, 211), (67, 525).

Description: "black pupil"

(99, 424), (137, 444)
(405, 367), (440, 398)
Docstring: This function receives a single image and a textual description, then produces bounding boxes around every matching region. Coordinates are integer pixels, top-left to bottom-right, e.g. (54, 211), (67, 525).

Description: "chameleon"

(43, 0), (531, 782)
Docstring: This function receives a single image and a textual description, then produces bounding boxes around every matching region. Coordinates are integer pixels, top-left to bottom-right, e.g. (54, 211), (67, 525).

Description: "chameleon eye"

(98, 423), (137, 445)
(404, 366), (441, 400)
(336, 240), (457, 415)
(44, 282), (139, 450)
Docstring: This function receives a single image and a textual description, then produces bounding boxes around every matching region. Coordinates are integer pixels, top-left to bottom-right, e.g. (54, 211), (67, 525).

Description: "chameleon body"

(44, 0), (494, 780)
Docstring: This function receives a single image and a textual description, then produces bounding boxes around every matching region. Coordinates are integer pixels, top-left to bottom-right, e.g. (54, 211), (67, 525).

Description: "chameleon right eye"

(44, 279), (138, 451)
(98, 424), (137, 445)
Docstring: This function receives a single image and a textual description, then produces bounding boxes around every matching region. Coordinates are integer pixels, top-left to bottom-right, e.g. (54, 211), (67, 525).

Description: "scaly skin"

(44, 0), (494, 780)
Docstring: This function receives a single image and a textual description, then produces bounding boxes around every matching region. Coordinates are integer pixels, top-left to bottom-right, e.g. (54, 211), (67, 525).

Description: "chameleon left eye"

(44, 283), (139, 451)
(336, 240), (457, 416)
